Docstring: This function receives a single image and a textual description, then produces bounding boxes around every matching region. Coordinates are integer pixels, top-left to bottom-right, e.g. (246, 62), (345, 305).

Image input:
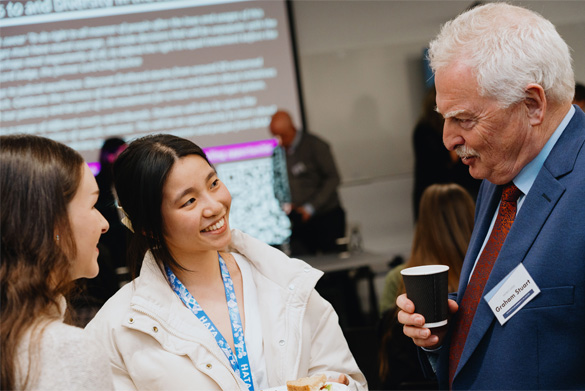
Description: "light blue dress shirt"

(468, 105), (575, 280)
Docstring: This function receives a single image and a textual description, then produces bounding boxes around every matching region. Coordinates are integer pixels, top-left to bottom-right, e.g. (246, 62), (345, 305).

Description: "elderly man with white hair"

(397, 3), (585, 389)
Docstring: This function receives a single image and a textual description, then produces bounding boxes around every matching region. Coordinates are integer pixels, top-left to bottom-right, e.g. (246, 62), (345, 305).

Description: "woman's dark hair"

(97, 137), (127, 187)
(99, 137), (127, 167)
(113, 134), (211, 277)
(1, 134), (84, 390)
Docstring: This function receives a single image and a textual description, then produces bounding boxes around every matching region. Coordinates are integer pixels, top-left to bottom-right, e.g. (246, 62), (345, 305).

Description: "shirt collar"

(287, 129), (303, 154)
(513, 105), (575, 195)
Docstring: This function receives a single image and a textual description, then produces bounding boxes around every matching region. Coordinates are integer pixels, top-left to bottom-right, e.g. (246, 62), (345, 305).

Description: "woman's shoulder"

(34, 320), (113, 389)
(43, 320), (101, 352)
(31, 320), (110, 372)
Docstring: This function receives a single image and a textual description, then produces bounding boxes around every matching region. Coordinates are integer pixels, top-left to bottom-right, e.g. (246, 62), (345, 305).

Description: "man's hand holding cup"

(396, 265), (459, 349)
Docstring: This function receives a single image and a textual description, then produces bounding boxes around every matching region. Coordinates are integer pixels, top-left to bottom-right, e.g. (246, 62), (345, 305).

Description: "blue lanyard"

(165, 254), (254, 391)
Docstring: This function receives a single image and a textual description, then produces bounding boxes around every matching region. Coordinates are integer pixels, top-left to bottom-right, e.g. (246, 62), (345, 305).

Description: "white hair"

(428, 2), (574, 107)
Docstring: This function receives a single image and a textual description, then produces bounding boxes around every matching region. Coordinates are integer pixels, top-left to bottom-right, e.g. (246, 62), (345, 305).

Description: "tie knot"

(502, 183), (522, 203)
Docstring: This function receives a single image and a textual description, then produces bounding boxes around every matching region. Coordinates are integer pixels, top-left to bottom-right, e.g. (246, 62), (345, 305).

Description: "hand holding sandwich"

(286, 373), (349, 391)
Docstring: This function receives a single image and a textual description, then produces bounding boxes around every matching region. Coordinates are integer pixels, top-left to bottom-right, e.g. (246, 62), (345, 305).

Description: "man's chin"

(467, 165), (486, 181)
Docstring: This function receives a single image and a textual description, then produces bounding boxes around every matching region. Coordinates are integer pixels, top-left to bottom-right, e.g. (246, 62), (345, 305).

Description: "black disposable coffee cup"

(401, 265), (449, 328)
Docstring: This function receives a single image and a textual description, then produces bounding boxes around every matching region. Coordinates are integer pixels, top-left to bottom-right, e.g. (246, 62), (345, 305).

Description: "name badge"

(484, 263), (540, 326)
(291, 162), (306, 176)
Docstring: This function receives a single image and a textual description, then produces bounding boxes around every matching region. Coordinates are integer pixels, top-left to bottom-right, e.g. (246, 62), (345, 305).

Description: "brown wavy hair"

(378, 183), (475, 383)
(1, 134), (83, 390)
(407, 182), (475, 291)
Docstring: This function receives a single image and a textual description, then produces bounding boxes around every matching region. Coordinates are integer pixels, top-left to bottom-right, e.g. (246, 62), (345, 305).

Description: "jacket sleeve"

(304, 290), (368, 391)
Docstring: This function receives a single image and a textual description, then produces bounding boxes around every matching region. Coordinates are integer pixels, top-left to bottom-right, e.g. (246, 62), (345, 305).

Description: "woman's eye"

(182, 198), (196, 207)
(210, 179), (220, 188)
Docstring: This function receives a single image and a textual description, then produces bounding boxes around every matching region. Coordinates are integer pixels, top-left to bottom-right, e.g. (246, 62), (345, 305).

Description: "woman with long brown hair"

(378, 183), (475, 389)
(1, 135), (113, 390)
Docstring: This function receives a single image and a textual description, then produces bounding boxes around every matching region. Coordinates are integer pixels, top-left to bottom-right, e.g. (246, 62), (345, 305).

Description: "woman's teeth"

(202, 218), (224, 232)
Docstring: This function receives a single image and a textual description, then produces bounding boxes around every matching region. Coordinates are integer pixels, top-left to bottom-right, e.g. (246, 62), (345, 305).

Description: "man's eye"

(455, 118), (474, 128)
(211, 179), (220, 188)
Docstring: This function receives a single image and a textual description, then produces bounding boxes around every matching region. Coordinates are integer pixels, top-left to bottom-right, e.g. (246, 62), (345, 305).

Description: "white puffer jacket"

(86, 230), (368, 391)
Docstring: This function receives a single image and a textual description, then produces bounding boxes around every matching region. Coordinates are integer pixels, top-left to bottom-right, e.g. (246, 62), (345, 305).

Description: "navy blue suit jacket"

(435, 106), (585, 389)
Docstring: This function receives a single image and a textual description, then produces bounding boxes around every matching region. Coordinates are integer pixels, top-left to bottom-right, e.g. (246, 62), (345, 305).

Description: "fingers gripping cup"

(401, 265), (449, 328)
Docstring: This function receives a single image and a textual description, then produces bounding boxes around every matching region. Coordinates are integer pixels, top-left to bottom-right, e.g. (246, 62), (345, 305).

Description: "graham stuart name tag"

(484, 263), (540, 326)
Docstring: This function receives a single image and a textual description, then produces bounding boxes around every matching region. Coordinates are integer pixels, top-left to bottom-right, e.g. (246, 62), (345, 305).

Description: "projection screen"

(1, 0), (303, 245)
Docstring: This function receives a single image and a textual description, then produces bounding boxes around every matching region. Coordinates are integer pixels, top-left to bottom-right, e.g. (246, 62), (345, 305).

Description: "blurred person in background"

(95, 137), (128, 270)
(380, 183), (474, 314)
(574, 82), (585, 110)
(413, 86), (481, 221)
(269, 110), (346, 256)
(378, 183), (474, 390)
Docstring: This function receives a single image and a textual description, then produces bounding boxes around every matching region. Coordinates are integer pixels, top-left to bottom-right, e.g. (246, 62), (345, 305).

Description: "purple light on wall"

(204, 138), (279, 164)
(88, 138), (279, 176)
(88, 161), (101, 176)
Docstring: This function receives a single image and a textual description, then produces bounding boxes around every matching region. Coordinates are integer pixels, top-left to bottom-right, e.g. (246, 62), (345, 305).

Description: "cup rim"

(400, 264), (449, 276)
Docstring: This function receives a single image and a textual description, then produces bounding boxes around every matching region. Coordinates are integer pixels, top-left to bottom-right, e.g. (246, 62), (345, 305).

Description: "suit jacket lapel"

(456, 182), (500, 302)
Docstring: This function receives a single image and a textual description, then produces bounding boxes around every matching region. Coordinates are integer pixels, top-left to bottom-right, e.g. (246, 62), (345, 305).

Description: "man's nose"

(442, 121), (464, 151)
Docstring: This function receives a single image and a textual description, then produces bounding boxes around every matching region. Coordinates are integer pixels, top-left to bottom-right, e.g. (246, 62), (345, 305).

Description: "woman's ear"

(54, 223), (62, 243)
(524, 83), (546, 126)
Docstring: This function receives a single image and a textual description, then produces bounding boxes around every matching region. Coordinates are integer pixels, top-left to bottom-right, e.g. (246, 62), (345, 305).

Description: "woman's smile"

(201, 216), (227, 233)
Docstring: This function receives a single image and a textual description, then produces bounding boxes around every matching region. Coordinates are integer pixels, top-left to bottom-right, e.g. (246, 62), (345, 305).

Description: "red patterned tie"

(448, 183), (522, 388)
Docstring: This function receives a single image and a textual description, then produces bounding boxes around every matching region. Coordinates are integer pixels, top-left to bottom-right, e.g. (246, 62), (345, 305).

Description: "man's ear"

(524, 83), (546, 126)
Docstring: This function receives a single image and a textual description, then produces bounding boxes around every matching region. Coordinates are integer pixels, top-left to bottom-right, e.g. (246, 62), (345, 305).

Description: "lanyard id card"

(166, 254), (254, 390)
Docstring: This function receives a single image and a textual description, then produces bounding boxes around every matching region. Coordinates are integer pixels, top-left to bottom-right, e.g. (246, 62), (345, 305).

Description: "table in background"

(301, 250), (396, 390)
(301, 250), (392, 274)
(299, 250), (394, 328)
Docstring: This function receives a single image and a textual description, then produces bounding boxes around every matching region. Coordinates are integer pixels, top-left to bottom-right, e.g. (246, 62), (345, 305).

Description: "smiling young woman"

(85, 134), (367, 391)
(1, 134), (112, 390)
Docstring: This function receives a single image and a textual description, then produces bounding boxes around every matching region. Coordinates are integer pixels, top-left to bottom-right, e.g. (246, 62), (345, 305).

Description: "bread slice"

(286, 374), (327, 391)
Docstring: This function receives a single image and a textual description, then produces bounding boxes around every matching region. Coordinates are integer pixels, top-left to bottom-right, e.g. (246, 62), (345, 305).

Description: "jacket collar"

(227, 229), (323, 307)
(129, 253), (218, 343)
(126, 229), (323, 344)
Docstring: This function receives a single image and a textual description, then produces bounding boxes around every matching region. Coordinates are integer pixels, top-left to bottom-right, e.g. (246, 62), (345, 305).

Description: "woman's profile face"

(161, 155), (232, 259)
(68, 164), (109, 280)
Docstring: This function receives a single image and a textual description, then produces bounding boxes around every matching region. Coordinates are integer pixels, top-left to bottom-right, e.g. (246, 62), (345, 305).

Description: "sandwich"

(286, 374), (329, 391)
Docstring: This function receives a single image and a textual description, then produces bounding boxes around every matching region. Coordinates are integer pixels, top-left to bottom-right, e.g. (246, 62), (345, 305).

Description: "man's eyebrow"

(437, 108), (466, 119)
